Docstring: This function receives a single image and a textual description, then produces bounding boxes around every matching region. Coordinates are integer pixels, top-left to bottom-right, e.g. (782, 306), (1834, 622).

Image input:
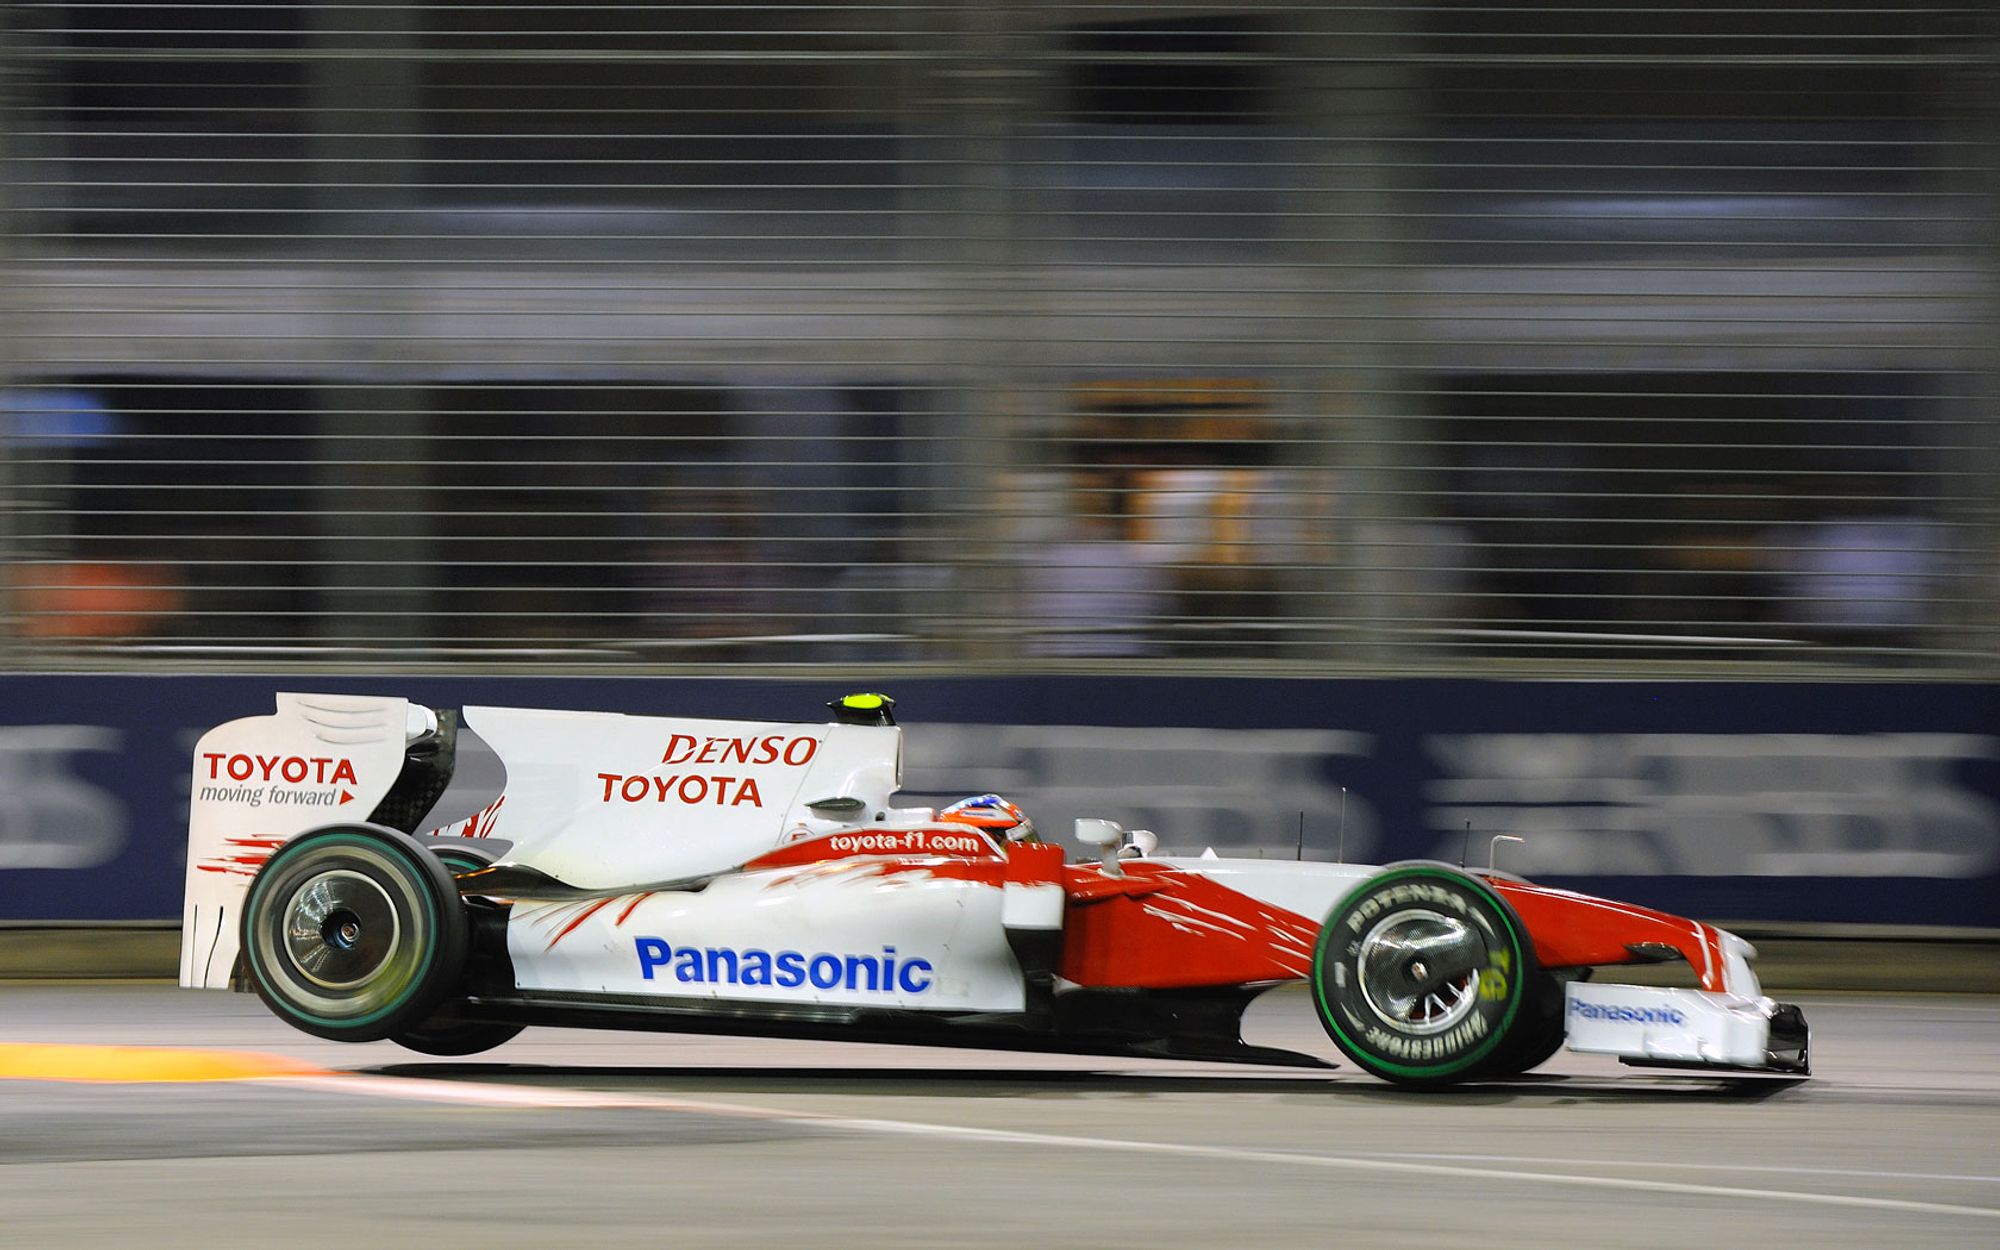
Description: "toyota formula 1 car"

(180, 692), (1810, 1087)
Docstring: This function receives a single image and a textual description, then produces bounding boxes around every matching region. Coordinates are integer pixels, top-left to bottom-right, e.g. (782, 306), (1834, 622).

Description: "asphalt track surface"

(3, 986), (1997, 1249)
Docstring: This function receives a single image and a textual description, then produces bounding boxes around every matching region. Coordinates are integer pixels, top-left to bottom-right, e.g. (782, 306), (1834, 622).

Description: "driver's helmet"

(940, 793), (1038, 843)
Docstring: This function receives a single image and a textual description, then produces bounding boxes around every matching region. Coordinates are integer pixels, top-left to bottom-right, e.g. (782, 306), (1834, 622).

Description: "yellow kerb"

(0, 1042), (329, 1084)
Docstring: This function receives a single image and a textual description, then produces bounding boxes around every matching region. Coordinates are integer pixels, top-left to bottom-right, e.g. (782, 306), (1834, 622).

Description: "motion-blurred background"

(1, 2), (1997, 961)
(4, 0), (1997, 670)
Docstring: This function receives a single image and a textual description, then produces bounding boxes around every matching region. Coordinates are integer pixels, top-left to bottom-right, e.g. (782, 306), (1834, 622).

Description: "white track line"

(833, 1117), (2000, 1222)
(266, 1074), (801, 1119)
(1796, 1000), (2000, 1014)
(274, 1071), (2000, 1222)
(1367, 1152), (2000, 1186)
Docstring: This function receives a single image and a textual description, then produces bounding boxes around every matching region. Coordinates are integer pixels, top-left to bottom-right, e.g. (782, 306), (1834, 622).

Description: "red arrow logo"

(339, 790), (354, 805)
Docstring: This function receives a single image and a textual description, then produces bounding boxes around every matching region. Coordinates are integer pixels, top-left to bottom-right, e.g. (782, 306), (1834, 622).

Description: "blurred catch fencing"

(0, 2), (1997, 675)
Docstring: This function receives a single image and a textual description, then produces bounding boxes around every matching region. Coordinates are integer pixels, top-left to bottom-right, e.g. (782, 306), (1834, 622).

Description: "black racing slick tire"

(1311, 866), (1535, 1088)
(390, 1017), (524, 1057)
(1475, 970), (1571, 1077)
(240, 824), (468, 1043)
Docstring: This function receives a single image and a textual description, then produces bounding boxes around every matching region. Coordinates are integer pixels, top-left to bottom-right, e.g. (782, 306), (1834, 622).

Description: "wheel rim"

(250, 842), (431, 1023)
(283, 870), (401, 990)
(1355, 907), (1485, 1035)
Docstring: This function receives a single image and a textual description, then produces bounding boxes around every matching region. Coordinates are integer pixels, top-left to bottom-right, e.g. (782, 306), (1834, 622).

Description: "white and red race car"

(181, 692), (1809, 1087)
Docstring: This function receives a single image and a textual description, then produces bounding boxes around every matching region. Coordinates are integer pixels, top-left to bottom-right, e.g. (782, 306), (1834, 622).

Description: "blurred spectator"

(816, 533), (955, 661)
(1768, 515), (1948, 647)
(1453, 438), (1617, 629)
(1653, 482), (1782, 631)
(636, 486), (785, 657)
(1130, 466), (1275, 651)
(1022, 475), (1170, 657)
(8, 563), (183, 640)
(1356, 519), (1481, 631)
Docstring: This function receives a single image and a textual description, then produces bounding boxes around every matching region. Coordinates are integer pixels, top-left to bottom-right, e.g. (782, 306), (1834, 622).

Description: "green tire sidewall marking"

(432, 850), (484, 876)
(243, 829), (442, 1032)
(1311, 866), (1527, 1079)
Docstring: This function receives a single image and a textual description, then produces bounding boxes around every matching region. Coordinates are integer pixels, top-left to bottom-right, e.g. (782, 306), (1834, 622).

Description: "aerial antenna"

(1460, 819), (1472, 869)
(1295, 811), (1305, 862)
(1336, 787), (1348, 863)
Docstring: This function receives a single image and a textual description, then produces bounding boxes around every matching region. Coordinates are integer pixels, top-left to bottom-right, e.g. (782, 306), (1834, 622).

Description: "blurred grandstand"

(0, 0), (1995, 675)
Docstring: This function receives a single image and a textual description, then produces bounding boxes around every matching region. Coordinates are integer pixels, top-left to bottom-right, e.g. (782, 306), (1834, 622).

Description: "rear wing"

(180, 693), (432, 988)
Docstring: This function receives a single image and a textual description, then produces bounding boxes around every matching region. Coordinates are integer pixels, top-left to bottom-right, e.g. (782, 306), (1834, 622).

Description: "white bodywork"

(1564, 982), (1783, 1068)
(459, 704), (1032, 1009)
(508, 864), (1024, 1011)
(461, 705), (905, 888)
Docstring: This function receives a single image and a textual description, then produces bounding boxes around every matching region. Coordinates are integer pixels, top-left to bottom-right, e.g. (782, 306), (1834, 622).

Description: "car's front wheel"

(1473, 969), (1573, 1077)
(240, 825), (467, 1042)
(1311, 865), (1534, 1087)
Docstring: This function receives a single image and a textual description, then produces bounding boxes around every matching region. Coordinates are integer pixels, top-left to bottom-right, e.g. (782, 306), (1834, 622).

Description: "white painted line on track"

(1796, 999), (2000, 1014)
(276, 1070), (2000, 1222)
(831, 1116), (2000, 1222)
(265, 1074), (803, 1120)
(1368, 1152), (2000, 1187)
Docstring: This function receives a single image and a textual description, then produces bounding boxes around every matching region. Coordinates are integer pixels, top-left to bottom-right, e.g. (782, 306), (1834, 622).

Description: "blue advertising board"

(1, 674), (1995, 927)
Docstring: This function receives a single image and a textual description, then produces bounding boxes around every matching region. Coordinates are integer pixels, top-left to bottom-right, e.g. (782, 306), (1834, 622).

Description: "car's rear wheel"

(1311, 865), (1534, 1087)
(240, 825), (467, 1042)
(429, 844), (498, 877)
(382, 844), (516, 1055)
(390, 1016), (524, 1057)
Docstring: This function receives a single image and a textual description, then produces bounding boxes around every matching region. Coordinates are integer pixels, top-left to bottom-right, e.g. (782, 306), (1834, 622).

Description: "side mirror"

(1075, 818), (1123, 849)
(1119, 829), (1159, 859)
(1074, 818), (1126, 876)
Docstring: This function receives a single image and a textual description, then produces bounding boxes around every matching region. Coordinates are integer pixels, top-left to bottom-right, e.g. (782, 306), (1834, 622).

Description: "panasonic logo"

(635, 938), (933, 995)
(1570, 999), (1690, 1027)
